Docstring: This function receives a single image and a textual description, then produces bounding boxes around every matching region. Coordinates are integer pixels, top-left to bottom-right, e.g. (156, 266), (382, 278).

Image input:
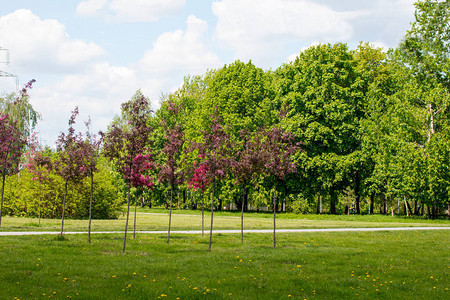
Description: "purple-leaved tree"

(103, 93), (153, 253)
(130, 152), (154, 239)
(259, 126), (299, 248)
(190, 112), (233, 251)
(55, 107), (86, 237)
(0, 114), (26, 227)
(188, 160), (210, 236)
(158, 101), (184, 244)
(232, 129), (263, 243)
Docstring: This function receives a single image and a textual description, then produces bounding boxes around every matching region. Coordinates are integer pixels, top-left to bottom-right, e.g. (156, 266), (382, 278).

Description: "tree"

(231, 129), (263, 243)
(23, 133), (52, 224)
(0, 114), (26, 227)
(259, 126), (299, 247)
(188, 161), (210, 236)
(81, 119), (103, 243)
(277, 43), (364, 214)
(55, 107), (86, 237)
(158, 101), (184, 244)
(0, 79), (40, 139)
(103, 91), (153, 253)
(395, 0), (450, 217)
(190, 112), (233, 251)
(130, 152), (154, 238)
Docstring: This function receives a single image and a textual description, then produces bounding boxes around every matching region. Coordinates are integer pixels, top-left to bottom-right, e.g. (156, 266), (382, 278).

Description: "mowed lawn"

(0, 210), (448, 299)
(1, 207), (449, 232)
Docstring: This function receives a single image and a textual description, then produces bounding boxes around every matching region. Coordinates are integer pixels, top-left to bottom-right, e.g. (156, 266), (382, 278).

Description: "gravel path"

(0, 227), (449, 236)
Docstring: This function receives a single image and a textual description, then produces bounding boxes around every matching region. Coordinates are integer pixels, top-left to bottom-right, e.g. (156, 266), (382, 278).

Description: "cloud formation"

(0, 9), (105, 73)
(76, 0), (186, 22)
(139, 15), (221, 78)
(212, 0), (360, 64)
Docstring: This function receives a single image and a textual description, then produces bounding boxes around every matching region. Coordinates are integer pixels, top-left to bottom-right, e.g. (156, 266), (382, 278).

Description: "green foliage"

(2, 157), (122, 219)
(288, 193), (313, 214)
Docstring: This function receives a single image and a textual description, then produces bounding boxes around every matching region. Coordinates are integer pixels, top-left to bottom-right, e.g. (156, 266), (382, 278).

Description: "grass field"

(0, 230), (449, 299)
(0, 209), (449, 299)
(1, 207), (449, 233)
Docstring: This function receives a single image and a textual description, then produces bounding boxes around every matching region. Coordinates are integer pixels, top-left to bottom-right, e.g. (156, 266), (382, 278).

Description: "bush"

(2, 158), (123, 219)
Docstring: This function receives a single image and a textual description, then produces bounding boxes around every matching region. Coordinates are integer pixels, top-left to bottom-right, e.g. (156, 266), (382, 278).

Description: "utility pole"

(0, 47), (19, 90)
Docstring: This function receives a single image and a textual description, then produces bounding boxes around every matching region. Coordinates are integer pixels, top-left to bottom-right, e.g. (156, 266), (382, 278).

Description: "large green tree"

(277, 43), (364, 214)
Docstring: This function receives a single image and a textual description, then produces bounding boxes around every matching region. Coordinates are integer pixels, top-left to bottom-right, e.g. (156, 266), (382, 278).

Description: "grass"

(0, 230), (448, 299)
(1, 207), (449, 233)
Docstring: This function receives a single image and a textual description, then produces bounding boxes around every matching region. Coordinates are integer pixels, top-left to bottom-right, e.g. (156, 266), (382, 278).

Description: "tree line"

(0, 0), (448, 238)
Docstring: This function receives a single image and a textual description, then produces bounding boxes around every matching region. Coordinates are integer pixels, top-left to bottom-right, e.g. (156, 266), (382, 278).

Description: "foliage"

(2, 157), (122, 219)
(103, 91), (154, 252)
(0, 79), (40, 139)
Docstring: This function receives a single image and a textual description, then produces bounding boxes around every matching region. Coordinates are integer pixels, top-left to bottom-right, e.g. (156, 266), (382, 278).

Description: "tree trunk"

(241, 189), (245, 244)
(167, 184), (174, 244)
(208, 180), (215, 251)
(404, 197), (413, 217)
(0, 173), (6, 227)
(355, 171), (361, 214)
(60, 179), (68, 237)
(122, 185), (131, 253)
(38, 179), (42, 225)
(390, 196), (394, 217)
(273, 182), (278, 248)
(133, 191), (138, 239)
(369, 193), (374, 215)
(201, 193), (205, 236)
(330, 191), (337, 215)
(88, 173), (93, 243)
(316, 193), (321, 214)
(427, 103), (435, 142)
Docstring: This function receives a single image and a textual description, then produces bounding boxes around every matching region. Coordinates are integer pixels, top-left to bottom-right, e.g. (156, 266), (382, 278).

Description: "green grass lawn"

(0, 230), (448, 299)
(1, 207), (449, 233)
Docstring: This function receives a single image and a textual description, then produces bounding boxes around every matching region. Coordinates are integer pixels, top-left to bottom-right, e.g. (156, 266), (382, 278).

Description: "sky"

(0, 0), (417, 146)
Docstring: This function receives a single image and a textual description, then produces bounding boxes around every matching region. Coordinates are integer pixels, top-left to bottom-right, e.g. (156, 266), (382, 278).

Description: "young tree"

(81, 119), (103, 243)
(130, 152), (154, 238)
(188, 160), (210, 236)
(259, 126), (299, 248)
(232, 129), (263, 243)
(0, 115), (26, 227)
(190, 113), (233, 251)
(24, 133), (52, 224)
(55, 107), (86, 237)
(103, 92), (153, 253)
(158, 101), (184, 244)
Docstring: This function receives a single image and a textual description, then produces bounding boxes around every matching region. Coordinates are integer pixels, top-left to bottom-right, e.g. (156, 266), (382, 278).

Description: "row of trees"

(0, 0), (448, 250)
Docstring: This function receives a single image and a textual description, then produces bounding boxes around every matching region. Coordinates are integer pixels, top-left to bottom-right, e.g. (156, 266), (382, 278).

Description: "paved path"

(0, 227), (449, 236)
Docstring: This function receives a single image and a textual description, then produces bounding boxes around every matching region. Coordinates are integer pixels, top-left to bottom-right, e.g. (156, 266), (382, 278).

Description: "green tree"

(277, 43), (363, 214)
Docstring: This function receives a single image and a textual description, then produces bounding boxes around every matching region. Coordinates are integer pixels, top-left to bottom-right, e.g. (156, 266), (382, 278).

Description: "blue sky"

(0, 0), (416, 146)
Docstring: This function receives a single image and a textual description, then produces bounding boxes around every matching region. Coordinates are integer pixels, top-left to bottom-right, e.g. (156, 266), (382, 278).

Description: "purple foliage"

(159, 101), (184, 186)
(103, 94), (154, 187)
(55, 107), (87, 182)
(0, 114), (27, 176)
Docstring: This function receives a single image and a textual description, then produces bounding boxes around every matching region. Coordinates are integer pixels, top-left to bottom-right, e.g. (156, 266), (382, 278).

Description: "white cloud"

(31, 62), (142, 145)
(0, 9), (105, 73)
(76, 0), (108, 16)
(138, 15), (222, 79)
(76, 0), (185, 22)
(212, 0), (360, 63)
